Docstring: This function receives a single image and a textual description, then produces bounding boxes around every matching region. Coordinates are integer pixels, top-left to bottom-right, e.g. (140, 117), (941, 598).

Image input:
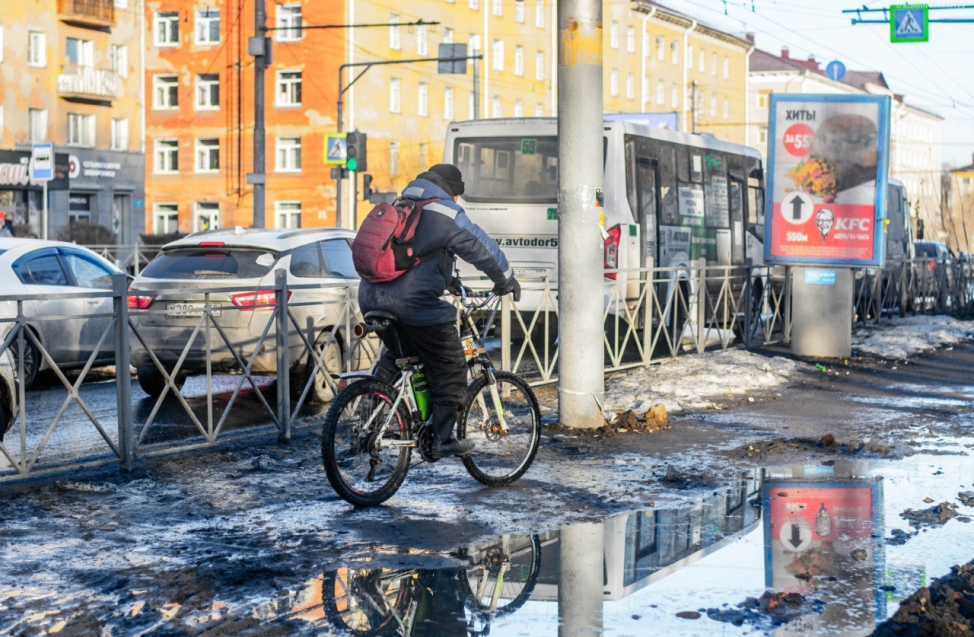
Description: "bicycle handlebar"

(353, 319), (390, 338)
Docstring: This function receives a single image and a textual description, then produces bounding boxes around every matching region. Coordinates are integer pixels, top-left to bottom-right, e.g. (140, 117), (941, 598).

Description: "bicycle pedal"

(388, 440), (418, 448)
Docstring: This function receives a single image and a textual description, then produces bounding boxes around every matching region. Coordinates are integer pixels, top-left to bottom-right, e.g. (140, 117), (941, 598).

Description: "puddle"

(4, 449), (974, 636)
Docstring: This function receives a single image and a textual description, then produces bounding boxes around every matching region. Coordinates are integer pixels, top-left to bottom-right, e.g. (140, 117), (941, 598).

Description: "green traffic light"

(346, 157), (358, 171)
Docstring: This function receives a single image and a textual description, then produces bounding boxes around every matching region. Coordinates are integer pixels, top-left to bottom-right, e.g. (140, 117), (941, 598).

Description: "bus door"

(636, 156), (659, 270)
(745, 177), (766, 265)
(728, 173), (746, 265)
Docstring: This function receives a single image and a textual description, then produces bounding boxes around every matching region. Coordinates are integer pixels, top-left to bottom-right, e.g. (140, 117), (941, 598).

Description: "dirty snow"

(854, 315), (974, 360)
(604, 349), (807, 414)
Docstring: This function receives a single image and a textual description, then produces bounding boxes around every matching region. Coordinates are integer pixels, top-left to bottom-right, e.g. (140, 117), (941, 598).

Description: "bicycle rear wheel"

(321, 379), (412, 507)
(459, 372), (541, 487)
(458, 534), (542, 618)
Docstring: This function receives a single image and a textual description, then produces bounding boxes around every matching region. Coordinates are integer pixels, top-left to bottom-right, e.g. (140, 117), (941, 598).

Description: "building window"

(276, 136), (302, 172)
(535, 51), (544, 80)
(390, 141), (400, 176)
(110, 44), (128, 78)
(154, 139), (178, 173)
(723, 56), (730, 79)
(389, 14), (400, 50)
(536, 0), (545, 27)
(492, 39), (503, 71)
(195, 138), (220, 172)
(657, 80), (665, 105)
(276, 71), (302, 106)
(28, 31), (46, 67)
(626, 73), (634, 100)
(758, 127), (767, 144)
(656, 36), (665, 62)
(111, 118), (128, 150)
(66, 38), (94, 66)
(610, 21), (619, 49)
(196, 9), (220, 44)
(671, 40), (679, 65)
(469, 34), (481, 54)
(390, 78), (401, 113)
(418, 82), (428, 116)
(444, 87), (454, 120)
(687, 44), (693, 68)
(627, 26), (635, 53)
(470, 0), (478, 10)
(444, 28), (453, 43)
(193, 202), (219, 231)
(514, 99), (523, 117)
(275, 202), (301, 229)
(535, 103), (544, 117)
(417, 24), (427, 56)
(710, 93), (717, 117)
(610, 69), (618, 97)
(154, 204), (179, 234)
(67, 113), (95, 147)
(671, 85), (678, 108)
(419, 143), (429, 170)
(493, 0), (502, 16)
(155, 11), (179, 46)
(154, 75), (179, 110)
(757, 92), (768, 109)
(468, 93), (475, 119)
(699, 49), (705, 72)
(492, 96), (501, 118)
(514, 46), (524, 76)
(276, 5), (302, 41)
(515, 1), (524, 22)
(711, 53), (717, 75)
(196, 73), (219, 110)
(723, 98), (729, 120)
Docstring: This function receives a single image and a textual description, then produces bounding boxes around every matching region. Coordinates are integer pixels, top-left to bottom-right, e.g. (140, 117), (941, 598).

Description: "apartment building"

(0, 0), (145, 243)
(749, 46), (945, 242)
(143, 0), (343, 233)
(944, 155), (974, 252)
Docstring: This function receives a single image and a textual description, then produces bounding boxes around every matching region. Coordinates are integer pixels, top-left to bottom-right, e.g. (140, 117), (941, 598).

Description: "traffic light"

(361, 173), (374, 200)
(345, 130), (368, 172)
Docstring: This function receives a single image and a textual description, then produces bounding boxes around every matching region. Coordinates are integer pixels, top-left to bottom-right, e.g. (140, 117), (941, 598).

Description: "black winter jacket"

(358, 178), (513, 326)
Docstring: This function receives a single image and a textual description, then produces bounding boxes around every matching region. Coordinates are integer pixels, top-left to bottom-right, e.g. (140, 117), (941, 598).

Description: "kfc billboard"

(764, 95), (891, 267)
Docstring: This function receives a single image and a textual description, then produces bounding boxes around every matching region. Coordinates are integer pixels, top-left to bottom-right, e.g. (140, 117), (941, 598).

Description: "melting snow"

(854, 315), (974, 360)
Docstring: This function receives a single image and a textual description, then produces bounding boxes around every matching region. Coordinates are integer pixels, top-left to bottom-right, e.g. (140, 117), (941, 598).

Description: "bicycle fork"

(479, 369), (509, 434)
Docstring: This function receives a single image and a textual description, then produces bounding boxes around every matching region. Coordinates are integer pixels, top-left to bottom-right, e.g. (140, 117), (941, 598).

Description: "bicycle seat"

(363, 310), (399, 323)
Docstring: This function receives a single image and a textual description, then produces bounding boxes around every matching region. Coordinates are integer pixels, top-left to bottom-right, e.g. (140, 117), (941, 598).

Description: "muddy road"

(2, 343), (974, 635)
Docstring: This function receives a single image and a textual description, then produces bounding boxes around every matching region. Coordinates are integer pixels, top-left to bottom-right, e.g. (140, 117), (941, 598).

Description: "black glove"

(492, 277), (522, 302)
(447, 276), (463, 296)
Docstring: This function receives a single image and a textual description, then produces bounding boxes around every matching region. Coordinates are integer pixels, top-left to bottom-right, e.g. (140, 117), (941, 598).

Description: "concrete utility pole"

(251, 0), (267, 228)
(558, 522), (604, 637)
(557, 0), (605, 429)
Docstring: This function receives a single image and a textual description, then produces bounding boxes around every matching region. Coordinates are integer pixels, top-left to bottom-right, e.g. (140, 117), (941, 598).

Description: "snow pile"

(604, 349), (807, 414)
(853, 315), (974, 360)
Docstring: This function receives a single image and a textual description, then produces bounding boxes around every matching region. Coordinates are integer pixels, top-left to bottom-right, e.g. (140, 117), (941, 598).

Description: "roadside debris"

(871, 559), (974, 636)
(707, 591), (825, 628)
(604, 404), (669, 435)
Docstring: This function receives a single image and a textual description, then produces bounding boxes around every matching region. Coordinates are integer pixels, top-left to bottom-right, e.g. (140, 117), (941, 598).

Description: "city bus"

(444, 117), (766, 322)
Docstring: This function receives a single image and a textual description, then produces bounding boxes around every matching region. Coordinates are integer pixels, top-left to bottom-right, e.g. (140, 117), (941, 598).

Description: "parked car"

(0, 238), (124, 389)
(914, 240), (958, 310)
(129, 227), (361, 402)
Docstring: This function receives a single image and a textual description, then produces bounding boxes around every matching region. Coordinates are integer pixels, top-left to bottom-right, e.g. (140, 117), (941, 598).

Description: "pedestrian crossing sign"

(890, 4), (928, 43)
(325, 133), (348, 165)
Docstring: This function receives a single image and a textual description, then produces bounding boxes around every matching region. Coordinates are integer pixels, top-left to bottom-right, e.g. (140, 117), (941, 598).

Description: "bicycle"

(320, 280), (542, 507)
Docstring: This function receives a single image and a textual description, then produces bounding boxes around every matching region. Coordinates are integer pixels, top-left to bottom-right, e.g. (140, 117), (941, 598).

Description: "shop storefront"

(0, 150), (69, 236)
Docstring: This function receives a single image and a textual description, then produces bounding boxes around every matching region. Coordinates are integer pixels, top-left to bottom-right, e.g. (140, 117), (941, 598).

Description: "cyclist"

(358, 163), (521, 460)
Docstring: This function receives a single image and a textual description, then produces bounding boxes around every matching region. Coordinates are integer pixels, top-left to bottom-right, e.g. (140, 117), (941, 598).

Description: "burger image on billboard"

(810, 114), (879, 193)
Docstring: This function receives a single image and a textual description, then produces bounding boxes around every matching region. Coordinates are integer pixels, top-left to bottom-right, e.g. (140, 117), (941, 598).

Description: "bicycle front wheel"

(321, 379), (412, 507)
(459, 372), (541, 487)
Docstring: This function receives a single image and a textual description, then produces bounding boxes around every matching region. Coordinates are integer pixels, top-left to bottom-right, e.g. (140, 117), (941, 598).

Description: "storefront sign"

(0, 150), (69, 190)
(764, 95), (891, 267)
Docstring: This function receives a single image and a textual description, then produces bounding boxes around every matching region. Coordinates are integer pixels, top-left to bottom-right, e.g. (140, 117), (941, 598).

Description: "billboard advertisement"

(764, 95), (891, 267)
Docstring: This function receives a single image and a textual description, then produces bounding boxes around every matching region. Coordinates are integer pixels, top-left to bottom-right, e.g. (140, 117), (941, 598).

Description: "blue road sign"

(324, 133), (347, 165)
(890, 5), (929, 43)
(30, 142), (53, 181)
(826, 60), (846, 81)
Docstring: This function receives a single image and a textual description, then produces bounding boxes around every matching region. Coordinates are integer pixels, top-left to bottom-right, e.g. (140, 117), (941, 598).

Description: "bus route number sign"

(520, 138), (537, 155)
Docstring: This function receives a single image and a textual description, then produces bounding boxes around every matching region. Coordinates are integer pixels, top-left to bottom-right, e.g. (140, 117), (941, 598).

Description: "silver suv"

(129, 228), (361, 402)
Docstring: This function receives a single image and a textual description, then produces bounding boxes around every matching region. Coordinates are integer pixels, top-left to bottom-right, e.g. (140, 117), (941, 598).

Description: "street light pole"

(557, 0), (605, 429)
(250, 0), (268, 228)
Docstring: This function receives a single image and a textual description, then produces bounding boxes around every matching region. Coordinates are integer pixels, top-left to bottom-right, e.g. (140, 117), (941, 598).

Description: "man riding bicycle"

(358, 163), (521, 460)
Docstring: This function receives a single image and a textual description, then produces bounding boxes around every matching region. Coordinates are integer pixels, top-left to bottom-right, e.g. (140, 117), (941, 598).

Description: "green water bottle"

(412, 370), (431, 421)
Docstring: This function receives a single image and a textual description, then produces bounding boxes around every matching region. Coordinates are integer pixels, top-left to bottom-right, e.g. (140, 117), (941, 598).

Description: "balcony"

(58, 64), (120, 102)
(57, 0), (115, 27)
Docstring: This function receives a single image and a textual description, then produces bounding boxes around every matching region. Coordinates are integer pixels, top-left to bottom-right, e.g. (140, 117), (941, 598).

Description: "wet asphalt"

(1, 344), (974, 635)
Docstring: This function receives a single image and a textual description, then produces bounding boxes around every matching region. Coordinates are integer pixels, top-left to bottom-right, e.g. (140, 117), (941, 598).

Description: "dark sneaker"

(431, 436), (475, 459)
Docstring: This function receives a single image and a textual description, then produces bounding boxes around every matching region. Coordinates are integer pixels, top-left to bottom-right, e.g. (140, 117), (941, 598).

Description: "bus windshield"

(455, 137), (559, 204)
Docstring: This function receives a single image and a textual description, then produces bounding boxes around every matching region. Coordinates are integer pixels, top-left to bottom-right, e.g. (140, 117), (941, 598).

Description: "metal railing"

(0, 258), (969, 482)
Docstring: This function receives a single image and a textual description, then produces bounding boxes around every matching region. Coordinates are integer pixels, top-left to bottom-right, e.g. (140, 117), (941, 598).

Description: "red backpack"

(352, 197), (432, 283)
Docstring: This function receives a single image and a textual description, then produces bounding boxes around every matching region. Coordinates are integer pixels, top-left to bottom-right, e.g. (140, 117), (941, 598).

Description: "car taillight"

(604, 225), (622, 280)
(929, 260), (937, 268)
(199, 241), (225, 247)
(127, 294), (156, 310)
(230, 289), (292, 308)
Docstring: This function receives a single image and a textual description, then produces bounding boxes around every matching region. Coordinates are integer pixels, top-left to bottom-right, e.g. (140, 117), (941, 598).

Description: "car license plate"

(165, 303), (222, 318)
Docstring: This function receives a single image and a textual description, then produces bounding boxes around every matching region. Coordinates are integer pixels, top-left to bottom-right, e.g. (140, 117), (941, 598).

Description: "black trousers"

(375, 321), (467, 408)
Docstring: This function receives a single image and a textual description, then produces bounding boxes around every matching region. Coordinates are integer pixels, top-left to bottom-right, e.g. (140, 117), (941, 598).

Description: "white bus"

(444, 117), (766, 315)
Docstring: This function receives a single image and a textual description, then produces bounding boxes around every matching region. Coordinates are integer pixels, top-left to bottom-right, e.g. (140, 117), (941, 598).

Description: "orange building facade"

(144, 0), (344, 234)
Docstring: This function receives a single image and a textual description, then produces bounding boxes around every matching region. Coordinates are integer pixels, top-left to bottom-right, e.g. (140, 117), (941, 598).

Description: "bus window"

(637, 157), (658, 262)
(729, 179), (745, 263)
(704, 154), (729, 228)
(454, 137), (559, 203)
(676, 147), (690, 183)
(625, 137), (638, 221)
(690, 153), (703, 183)
(656, 144), (678, 225)
(747, 178), (765, 227)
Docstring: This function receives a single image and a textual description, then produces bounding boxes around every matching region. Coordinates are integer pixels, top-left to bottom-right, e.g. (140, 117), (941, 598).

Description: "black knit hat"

(427, 163), (465, 197)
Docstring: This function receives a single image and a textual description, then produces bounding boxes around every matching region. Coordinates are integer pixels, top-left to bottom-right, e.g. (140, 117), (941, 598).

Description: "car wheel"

(11, 334), (39, 391)
(291, 331), (343, 405)
(136, 363), (186, 399)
